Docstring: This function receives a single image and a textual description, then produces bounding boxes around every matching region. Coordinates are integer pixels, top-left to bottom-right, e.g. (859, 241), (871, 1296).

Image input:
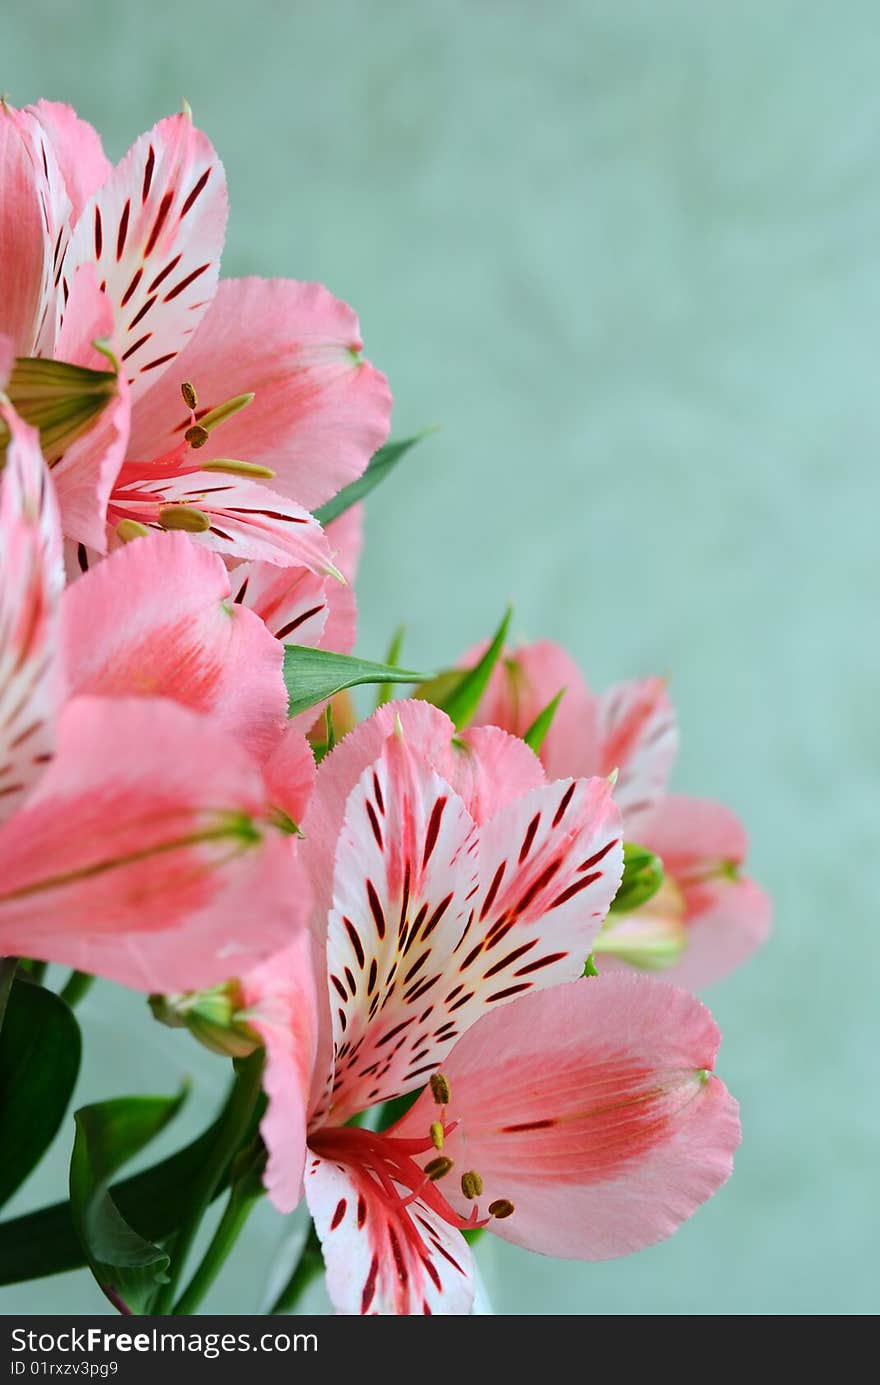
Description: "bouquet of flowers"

(0, 101), (770, 1316)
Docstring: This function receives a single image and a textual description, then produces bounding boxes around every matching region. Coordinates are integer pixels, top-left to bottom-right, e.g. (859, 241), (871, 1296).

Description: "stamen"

(198, 392), (255, 433)
(429, 1122), (444, 1151)
(115, 519), (150, 543)
(200, 458), (276, 479)
(460, 1170), (483, 1200)
(423, 1156), (454, 1182)
(184, 424), (210, 449)
(430, 1072), (451, 1106)
(158, 504), (211, 533)
(489, 1199), (515, 1219)
(180, 380), (198, 410)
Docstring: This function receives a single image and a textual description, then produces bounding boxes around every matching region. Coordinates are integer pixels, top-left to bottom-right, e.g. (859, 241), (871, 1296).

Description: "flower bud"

(149, 982), (261, 1058)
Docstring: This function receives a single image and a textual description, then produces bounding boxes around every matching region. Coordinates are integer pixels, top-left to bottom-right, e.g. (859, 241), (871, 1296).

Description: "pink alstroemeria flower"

(242, 702), (740, 1314)
(0, 398), (314, 992)
(468, 640), (771, 988)
(0, 100), (390, 641)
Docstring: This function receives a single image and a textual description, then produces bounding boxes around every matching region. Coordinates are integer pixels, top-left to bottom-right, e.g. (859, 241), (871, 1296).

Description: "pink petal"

(471, 639), (601, 783)
(0, 696), (303, 992)
(452, 777), (623, 1018)
(301, 701), (459, 937)
(0, 334), (13, 387)
(398, 975), (740, 1260)
(229, 561), (329, 647)
(0, 105), (66, 354)
(627, 793), (749, 872)
(61, 530), (287, 762)
(304, 1148), (474, 1315)
(108, 472), (339, 573)
(597, 676), (679, 818)
(242, 929), (320, 1214)
(0, 403), (63, 823)
(60, 113), (227, 400)
(444, 726), (546, 825)
(27, 101), (111, 220)
(126, 277), (392, 510)
(319, 505), (364, 654)
(261, 725), (317, 825)
(658, 874), (772, 991)
(51, 266), (130, 551)
(321, 732), (478, 1122)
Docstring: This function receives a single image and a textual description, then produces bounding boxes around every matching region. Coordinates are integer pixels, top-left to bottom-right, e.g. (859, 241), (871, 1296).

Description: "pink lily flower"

(0, 100), (390, 624)
(242, 702), (740, 1314)
(0, 397), (314, 992)
(468, 639), (771, 987)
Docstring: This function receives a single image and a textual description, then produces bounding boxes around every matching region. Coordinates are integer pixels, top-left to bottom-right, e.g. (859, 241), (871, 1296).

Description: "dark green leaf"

(0, 976), (81, 1209)
(313, 433), (433, 528)
(420, 607), (512, 731)
(283, 645), (429, 719)
(69, 1088), (187, 1313)
(611, 843), (665, 914)
(0, 1090), (265, 1288)
(523, 688), (566, 754)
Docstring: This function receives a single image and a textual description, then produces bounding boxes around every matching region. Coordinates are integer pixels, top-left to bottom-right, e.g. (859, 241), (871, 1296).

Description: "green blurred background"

(2, 0), (877, 1315)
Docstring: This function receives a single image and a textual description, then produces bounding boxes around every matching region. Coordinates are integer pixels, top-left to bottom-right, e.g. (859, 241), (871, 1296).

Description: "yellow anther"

(184, 424), (210, 449)
(200, 458), (276, 479)
(180, 381), (198, 410)
(460, 1170), (483, 1200)
(197, 392), (255, 433)
(423, 1156), (453, 1182)
(488, 1199), (515, 1220)
(115, 519), (150, 543)
(158, 505), (211, 533)
(430, 1072), (451, 1106)
(429, 1122), (444, 1151)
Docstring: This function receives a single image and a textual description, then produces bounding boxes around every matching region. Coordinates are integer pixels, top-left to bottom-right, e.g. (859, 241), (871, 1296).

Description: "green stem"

(20, 959), (47, 984)
(268, 1225), (324, 1314)
(174, 1162), (263, 1315)
(0, 957), (18, 1034)
(59, 970), (94, 1008)
(153, 1049), (265, 1315)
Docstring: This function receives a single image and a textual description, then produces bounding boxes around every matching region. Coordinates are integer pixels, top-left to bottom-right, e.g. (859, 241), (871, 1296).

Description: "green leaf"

(611, 843), (665, 914)
(376, 624), (407, 709)
(0, 1087), (265, 1288)
(0, 976), (81, 1209)
(283, 645), (429, 719)
(523, 688), (566, 754)
(69, 1088), (188, 1313)
(418, 607), (512, 731)
(312, 432), (433, 528)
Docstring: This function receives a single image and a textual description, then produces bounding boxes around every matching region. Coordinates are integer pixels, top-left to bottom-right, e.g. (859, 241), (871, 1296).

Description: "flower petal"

(0, 403), (63, 823)
(51, 266), (130, 551)
(449, 776), (623, 1022)
(60, 113), (227, 400)
(229, 561), (329, 648)
(242, 929), (320, 1214)
(261, 726), (317, 825)
(27, 101), (111, 220)
(0, 105), (67, 354)
(0, 696), (302, 991)
(109, 472), (338, 573)
(597, 676), (678, 818)
(126, 277), (392, 510)
(62, 530), (287, 761)
(398, 975), (741, 1260)
(305, 1150), (474, 1315)
(471, 639), (600, 782)
(322, 732), (478, 1122)
(444, 726), (546, 825)
(660, 874), (772, 991)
